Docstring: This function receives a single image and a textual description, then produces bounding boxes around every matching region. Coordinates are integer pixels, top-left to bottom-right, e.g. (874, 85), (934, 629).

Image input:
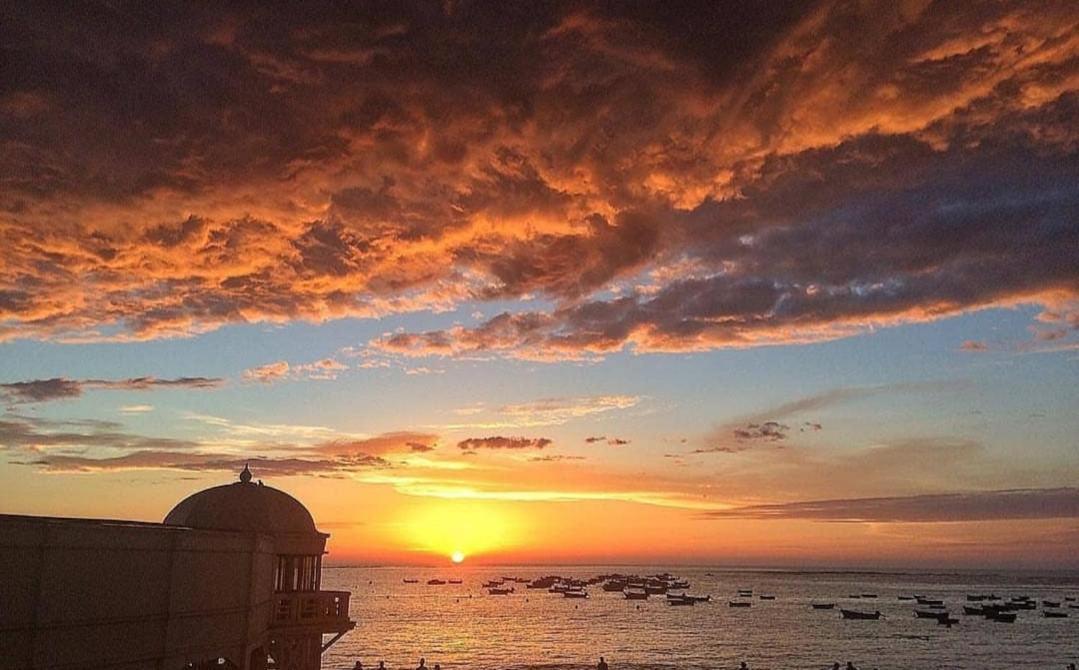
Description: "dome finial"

(239, 463), (252, 484)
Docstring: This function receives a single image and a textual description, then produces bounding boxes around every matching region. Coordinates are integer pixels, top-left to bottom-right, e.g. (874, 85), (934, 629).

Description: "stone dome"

(163, 465), (318, 535)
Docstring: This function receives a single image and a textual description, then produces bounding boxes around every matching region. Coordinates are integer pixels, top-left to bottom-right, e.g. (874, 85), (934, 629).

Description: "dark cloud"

(704, 488), (1079, 523)
(29, 450), (390, 476)
(456, 436), (553, 450)
(0, 376), (223, 403)
(0, 1), (1073, 353)
(585, 436), (630, 446)
(528, 454), (585, 463)
(734, 421), (789, 442)
(0, 414), (201, 451)
(690, 445), (749, 455)
(693, 382), (953, 453)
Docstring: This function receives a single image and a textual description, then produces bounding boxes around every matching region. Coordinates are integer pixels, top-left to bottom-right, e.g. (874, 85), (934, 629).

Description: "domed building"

(0, 466), (354, 670)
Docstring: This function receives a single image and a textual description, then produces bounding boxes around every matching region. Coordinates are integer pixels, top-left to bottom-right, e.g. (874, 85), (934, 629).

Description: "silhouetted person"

(597, 657), (609, 670)
(433, 665), (440, 670)
(378, 663), (386, 670)
(846, 663), (857, 670)
(353, 662), (363, 670)
(831, 664), (840, 670)
(740, 663), (749, 670)
(417, 658), (426, 670)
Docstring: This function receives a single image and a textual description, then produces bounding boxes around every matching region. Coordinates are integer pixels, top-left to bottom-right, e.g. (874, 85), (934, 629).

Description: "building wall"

(0, 514), (277, 670)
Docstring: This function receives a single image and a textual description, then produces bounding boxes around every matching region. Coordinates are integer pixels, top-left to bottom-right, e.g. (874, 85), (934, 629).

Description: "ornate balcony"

(270, 590), (354, 633)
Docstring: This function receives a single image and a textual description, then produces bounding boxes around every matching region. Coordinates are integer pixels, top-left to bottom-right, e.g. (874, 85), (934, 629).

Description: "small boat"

(685, 594), (711, 602)
(427, 579), (446, 585)
(1044, 610), (1068, 618)
(668, 598), (695, 606)
(759, 595), (776, 600)
(563, 590), (588, 599)
(603, 581), (627, 592)
(991, 611), (1017, 623)
(1043, 600), (1061, 608)
(644, 584), (668, 595)
(937, 617), (959, 626)
(729, 600), (752, 608)
(848, 595), (861, 599)
(488, 587), (514, 595)
(1065, 596), (1075, 602)
(483, 580), (502, 588)
(737, 589), (753, 597)
(624, 589), (649, 600)
(403, 578), (419, 583)
(812, 603), (836, 610)
(1070, 604), (1079, 609)
(448, 579), (462, 584)
(897, 595), (915, 601)
(528, 577), (558, 589)
(963, 606), (984, 615)
(916, 597), (943, 606)
(840, 609), (881, 620)
(860, 594), (878, 598)
(915, 610), (947, 619)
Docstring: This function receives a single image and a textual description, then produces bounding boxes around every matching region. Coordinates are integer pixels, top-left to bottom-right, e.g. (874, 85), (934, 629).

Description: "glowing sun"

(451, 551), (465, 564)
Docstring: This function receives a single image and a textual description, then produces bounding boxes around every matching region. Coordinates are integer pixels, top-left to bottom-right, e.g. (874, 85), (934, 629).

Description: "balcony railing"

(270, 590), (353, 631)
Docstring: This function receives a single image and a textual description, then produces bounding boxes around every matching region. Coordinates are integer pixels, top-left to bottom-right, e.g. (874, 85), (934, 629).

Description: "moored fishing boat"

(812, 603), (836, 610)
(840, 609), (881, 620)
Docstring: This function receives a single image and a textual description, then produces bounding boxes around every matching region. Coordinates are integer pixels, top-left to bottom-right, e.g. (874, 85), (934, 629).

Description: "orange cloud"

(0, 1), (1075, 361)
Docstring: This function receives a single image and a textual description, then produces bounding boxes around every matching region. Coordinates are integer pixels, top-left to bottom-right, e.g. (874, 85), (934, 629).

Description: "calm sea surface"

(321, 566), (1078, 670)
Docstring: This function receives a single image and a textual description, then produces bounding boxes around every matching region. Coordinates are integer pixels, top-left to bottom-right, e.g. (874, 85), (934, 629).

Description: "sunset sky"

(1, 1), (1077, 568)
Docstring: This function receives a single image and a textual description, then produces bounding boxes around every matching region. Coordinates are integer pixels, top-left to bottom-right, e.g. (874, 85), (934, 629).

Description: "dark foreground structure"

(0, 466), (354, 669)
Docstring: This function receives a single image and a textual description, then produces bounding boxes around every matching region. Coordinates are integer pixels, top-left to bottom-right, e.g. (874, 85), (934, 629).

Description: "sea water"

(321, 566), (1079, 669)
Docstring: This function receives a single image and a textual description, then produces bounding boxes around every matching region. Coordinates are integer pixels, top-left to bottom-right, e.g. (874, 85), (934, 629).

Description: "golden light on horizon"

(397, 501), (522, 561)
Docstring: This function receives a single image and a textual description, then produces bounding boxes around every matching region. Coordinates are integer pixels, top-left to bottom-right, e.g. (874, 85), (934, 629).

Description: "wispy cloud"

(444, 395), (641, 429)
(31, 450), (391, 477)
(119, 404), (154, 414)
(704, 488), (1079, 523)
(0, 376), (223, 404)
(243, 357), (348, 383)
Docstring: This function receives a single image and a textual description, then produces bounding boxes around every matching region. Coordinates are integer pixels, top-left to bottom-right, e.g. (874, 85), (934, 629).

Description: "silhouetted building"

(0, 466), (354, 669)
